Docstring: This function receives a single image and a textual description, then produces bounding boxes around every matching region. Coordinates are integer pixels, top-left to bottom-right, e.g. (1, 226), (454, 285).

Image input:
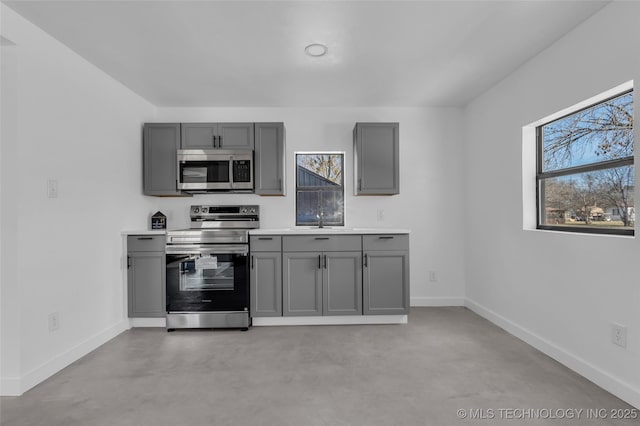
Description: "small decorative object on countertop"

(151, 211), (167, 230)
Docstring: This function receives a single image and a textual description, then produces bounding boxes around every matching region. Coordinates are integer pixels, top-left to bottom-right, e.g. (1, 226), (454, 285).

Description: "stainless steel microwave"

(177, 150), (253, 192)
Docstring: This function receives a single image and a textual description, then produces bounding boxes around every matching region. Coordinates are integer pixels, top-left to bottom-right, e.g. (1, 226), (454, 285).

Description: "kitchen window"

(296, 153), (344, 227)
(537, 88), (635, 235)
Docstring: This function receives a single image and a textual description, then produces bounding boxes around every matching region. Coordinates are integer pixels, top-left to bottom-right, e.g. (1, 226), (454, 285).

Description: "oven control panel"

(191, 205), (259, 215)
(189, 205), (260, 229)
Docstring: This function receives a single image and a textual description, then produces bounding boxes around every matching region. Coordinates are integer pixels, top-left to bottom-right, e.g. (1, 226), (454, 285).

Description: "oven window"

(180, 257), (234, 291)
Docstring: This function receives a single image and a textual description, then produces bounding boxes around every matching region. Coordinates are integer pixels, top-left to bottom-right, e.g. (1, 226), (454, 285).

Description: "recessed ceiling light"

(305, 43), (328, 57)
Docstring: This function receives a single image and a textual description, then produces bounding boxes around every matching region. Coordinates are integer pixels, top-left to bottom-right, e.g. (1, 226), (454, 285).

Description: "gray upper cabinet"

(254, 122), (286, 195)
(127, 235), (166, 318)
(181, 123), (254, 150)
(143, 123), (184, 196)
(362, 234), (410, 315)
(218, 123), (255, 149)
(354, 122), (399, 195)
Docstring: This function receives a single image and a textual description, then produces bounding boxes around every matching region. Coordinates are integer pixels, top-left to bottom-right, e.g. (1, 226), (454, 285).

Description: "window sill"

(524, 227), (635, 239)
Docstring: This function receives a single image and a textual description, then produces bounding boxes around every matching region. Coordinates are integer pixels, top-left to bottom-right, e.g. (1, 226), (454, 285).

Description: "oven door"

(166, 245), (249, 313)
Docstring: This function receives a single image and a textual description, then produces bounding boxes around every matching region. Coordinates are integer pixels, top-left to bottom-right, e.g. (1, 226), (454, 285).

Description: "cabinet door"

(363, 250), (409, 315)
(354, 123), (399, 195)
(218, 123), (255, 149)
(254, 122), (285, 195)
(181, 123), (217, 149)
(143, 123), (182, 196)
(128, 252), (166, 317)
(323, 252), (362, 316)
(250, 252), (282, 317)
(283, 252), (322, 316)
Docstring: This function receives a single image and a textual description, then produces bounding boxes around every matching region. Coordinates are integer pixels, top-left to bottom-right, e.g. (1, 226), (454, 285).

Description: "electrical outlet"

(377, 209), (385, 221)
(429, 271), (438, 282)
(48, 312), (60, 332)
(611, 323), (627, 348)
(47, 179), (58, 198)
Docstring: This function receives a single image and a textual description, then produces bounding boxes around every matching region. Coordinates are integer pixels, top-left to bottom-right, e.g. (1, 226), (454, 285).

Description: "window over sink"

(295, 153), (345, 227)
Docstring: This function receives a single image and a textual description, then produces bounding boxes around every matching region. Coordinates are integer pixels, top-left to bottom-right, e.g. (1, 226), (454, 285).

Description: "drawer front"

(283, 235), (362, 252)
(363, 234), (409, 251)
(250, 235), (282, 252)
(127, 235), (165, 252)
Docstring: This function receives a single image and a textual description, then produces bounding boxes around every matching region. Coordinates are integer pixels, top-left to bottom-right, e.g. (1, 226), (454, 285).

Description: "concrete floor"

(1, 307), (637, 426)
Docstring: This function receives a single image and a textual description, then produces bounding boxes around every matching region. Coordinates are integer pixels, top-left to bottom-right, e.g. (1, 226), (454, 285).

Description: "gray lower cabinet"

(282, 252), (323, 316)
(362, 235), (410, 315)
(127, 235), (166, 317)
(181, 123), (254, 149)
(282, 235), (362, 316)
(251, 233), (409, 319)
(323, 252), (362, 315)
(254, 122), (286, 195)
(250, 236), (282, 317)
(143, 123), (184, 196)
(354, 122), (400, 195)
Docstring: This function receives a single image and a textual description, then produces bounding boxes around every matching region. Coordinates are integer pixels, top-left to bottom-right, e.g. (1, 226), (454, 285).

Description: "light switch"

(47, 179), (58, 198)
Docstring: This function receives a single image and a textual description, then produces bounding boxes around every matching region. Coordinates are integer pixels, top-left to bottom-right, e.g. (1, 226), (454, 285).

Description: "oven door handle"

(165, 244), (248, 255)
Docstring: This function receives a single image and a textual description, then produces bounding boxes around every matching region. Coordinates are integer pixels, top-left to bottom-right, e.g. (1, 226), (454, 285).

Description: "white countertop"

(121, 230), (167, 236)
(122, 228), (411, 236)
(249, 228), (410, 235)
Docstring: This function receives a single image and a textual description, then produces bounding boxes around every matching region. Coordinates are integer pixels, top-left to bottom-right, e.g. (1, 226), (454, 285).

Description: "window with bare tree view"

(296, 153), (344, 226)
(538, 89), (634, 235)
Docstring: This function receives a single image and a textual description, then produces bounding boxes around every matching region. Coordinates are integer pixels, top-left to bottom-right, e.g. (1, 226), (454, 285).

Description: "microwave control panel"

(233, 160), (251, 183)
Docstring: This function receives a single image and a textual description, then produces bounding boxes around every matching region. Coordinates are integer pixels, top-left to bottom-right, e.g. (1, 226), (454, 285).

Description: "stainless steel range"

(165, 205), (259, 331)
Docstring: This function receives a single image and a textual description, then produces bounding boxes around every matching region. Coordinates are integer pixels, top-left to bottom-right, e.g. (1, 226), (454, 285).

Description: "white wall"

(1, 35), (21, 395)
(0, 4), (157, 395)
(155, 106), (467, 307)
(463, 1), (640, 408)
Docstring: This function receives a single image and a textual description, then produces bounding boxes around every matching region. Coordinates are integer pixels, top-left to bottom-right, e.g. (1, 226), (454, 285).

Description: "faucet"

(316, 201), (324, 228)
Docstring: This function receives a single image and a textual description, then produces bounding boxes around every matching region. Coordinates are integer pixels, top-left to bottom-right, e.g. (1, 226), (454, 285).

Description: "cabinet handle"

(379, 236), (394, 240)
(278, 179), (282, 191)
(127, 256), (131, 269)
(251, 256), (254, 269)
(364, 253), (368, 267)
(318, 255), (322, 269)
(323, 254), (327, 269)
(314, 237), (330, 240)
(358, 178), (362, 191)
(258, 237), (273, 240)
(212, 134), (216, 147)
(137, 237), (153, 240)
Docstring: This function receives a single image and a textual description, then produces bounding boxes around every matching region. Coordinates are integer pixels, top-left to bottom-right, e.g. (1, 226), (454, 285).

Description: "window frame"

(536, 88), (635, 236)
(295, 151), (346, 227)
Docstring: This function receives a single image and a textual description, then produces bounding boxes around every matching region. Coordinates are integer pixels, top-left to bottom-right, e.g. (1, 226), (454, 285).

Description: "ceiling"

(4, 0), (609, 107)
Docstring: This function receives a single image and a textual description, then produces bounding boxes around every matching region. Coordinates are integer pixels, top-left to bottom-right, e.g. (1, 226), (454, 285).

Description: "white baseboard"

(130, 317), (166, 328)
(465, 298), (640, 409)
(411, 296), (465, 307)
(0, 377), (22, 396)
(12, 320), (129, 396)
(253, 315), (407, 326)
